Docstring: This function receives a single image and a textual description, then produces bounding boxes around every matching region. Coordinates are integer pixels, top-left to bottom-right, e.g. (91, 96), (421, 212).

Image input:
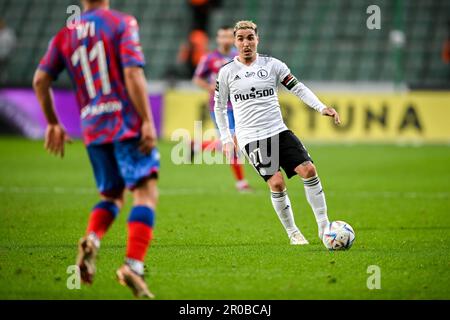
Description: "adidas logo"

(234, 75), (241, 81)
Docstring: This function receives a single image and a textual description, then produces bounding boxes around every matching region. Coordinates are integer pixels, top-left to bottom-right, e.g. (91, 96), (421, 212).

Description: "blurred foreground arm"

(124, 66), (157, 154)
(33, 69), (71, 158)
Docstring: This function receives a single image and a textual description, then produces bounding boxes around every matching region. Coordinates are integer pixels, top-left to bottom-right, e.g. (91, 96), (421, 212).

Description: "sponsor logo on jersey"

(80, 101), (123, 119)
(257, 69), (269, 79)
(245, 71), (255, 78)
(234, 87), (275, 102)
(234, 75), (241, 81)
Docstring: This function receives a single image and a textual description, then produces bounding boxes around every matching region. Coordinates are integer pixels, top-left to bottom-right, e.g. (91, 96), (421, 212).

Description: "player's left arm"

(278, 61), (341, 125)
(120, 16), (157, 154)
(33, 70), (72, 158)
(33, 34), (71, 158)
(124, 66), (157, 154)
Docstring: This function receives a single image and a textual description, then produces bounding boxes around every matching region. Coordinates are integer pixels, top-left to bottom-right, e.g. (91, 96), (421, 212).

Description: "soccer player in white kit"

(214, 21), (341, 245)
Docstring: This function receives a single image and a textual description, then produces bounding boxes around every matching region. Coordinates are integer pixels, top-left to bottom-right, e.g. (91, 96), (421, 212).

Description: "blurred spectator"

(188, 0), (221, 32)
(163, 0), (221, 80)
(189, 0), (210, 31)
(0, 19), (16, 82)
(176, 29), (209, 78)
(443, 38), (450, 64)
(442, 20), (450, 64)
(442, 20), (450, 85)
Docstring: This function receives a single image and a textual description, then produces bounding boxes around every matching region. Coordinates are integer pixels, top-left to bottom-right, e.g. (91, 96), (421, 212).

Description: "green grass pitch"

(0, 137), (449, 299)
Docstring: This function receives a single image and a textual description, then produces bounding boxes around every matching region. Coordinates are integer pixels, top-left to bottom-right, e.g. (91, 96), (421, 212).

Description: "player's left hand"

(322, 107), (341, 125)
(44, 124), (72, 158)
(139, 120), (157, 154)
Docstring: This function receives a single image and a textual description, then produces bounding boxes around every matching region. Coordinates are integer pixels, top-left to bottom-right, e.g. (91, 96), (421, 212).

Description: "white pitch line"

(0, 186), (263, 196)
(0, 186), (448, 199)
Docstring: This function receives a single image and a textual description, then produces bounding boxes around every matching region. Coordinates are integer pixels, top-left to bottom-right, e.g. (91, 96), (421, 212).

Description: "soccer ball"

(322, 221), (355, 250)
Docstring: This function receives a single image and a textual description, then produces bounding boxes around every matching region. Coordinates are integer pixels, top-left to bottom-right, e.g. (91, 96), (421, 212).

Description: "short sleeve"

(194, 54), (210, 79)
(274, 58), (291, 83)
(274, 58), (301, 91)
(38, 35), (65, 80)
(120, 16), (145, 68)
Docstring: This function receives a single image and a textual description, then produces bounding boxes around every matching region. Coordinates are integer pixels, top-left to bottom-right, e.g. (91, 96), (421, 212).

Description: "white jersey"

(214, 54), (327, 149)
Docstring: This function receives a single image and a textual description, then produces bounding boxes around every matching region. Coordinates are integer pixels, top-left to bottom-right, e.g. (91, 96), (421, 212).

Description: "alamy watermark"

(366, 5), (381, 30)
(367, 265), (381, 290)
(66, 265), (81, 290)
(170, 121), (281, 169)
(66, 5), (81, 29)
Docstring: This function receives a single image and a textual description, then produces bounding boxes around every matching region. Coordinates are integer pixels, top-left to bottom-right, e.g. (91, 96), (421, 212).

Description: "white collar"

(234, 53), (259, 67)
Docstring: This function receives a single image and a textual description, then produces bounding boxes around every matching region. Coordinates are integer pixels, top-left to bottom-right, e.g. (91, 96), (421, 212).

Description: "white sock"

(87, 232), (100, 249)
(126, 258), (144, 276)
(271, 189), (299, 238)
(303, 175), (329, 238)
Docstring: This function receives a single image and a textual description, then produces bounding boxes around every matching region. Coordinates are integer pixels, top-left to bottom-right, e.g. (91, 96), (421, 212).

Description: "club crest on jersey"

(257, 69), (269, 79)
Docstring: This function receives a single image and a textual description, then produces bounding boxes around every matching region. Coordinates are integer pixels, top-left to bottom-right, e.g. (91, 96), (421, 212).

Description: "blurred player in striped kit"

(33, 0), (158, 298)
(193, 26), (251, 192)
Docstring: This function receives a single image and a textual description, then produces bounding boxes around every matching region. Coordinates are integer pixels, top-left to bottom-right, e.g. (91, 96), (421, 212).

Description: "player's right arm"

(33, 35), (71, 158)
(192, 55), (215, 92)
(213, 68), (234, 158)
(192, 76), (215, 92)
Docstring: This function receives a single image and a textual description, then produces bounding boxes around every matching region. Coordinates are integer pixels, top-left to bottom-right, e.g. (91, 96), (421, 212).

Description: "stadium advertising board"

(164, 91), (450, 143)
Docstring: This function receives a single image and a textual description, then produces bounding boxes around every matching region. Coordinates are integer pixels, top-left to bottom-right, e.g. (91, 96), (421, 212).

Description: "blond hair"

(233, 20), (258, 36)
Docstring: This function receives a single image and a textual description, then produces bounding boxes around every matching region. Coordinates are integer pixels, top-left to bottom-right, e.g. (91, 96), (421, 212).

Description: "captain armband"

(281, 74), (299, 90)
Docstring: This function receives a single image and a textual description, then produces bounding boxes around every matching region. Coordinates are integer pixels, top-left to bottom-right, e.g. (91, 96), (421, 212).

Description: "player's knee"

(304, 164), (317, 178)
(267, 173), (285, 192)
(132, 178), (158, 208)
(133, 193), (158, 208)
(101, 195), (124, 209)
(296, 161), (317, 179)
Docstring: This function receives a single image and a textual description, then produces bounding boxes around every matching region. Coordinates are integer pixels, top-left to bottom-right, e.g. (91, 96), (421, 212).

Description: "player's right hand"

(222, 141), (236, 161)
(44, 124), (72, 158)
(139, 120), (157, 154)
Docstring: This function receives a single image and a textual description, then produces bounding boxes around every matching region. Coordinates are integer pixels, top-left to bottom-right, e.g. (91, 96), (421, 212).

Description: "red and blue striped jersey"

(194, 49), (237, 111)
(38, 8), (145, 146)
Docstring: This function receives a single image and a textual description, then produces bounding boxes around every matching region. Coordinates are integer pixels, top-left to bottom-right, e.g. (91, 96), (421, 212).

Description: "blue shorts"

(210, 109), (235, 135)
(87, 138), (160, 197)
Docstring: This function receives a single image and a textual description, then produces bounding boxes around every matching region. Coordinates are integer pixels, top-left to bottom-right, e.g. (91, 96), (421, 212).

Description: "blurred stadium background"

(0, 0), (449, 143)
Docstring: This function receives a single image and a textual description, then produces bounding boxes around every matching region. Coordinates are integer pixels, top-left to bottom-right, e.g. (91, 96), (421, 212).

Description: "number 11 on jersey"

(71, 40), (111, 99)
